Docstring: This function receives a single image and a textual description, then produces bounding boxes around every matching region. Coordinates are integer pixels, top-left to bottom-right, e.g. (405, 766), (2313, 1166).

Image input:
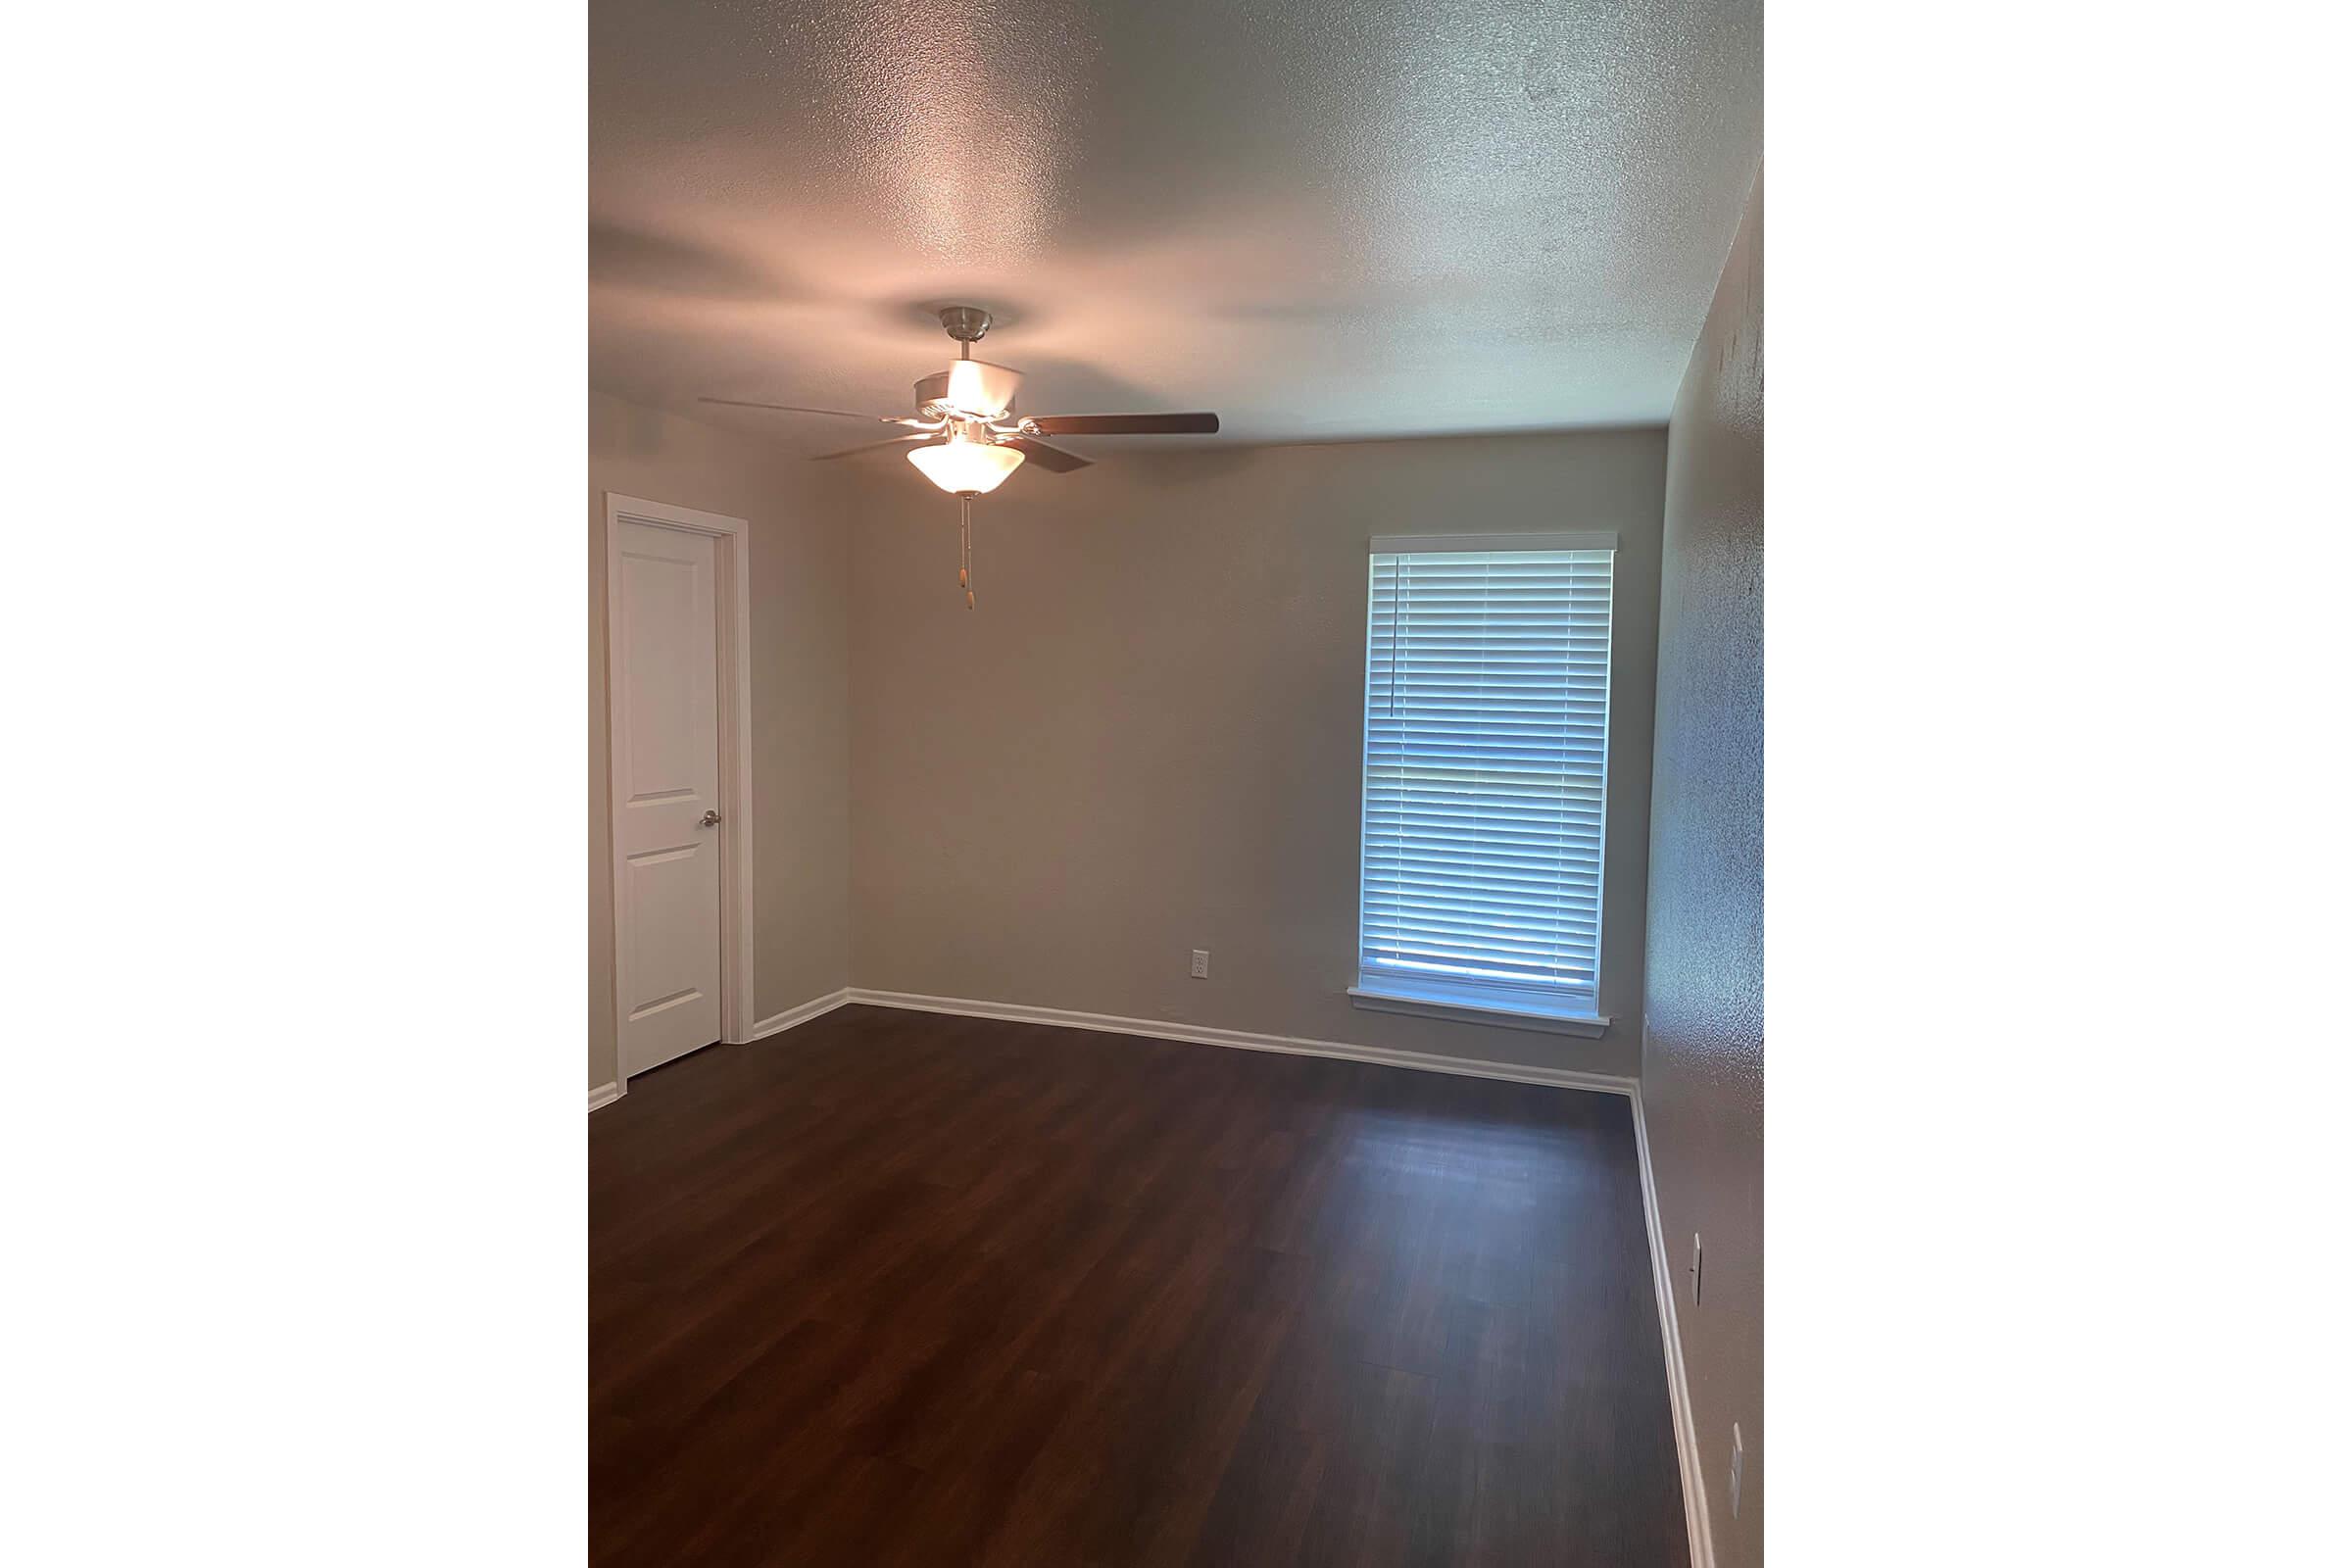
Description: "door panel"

(612, 519), (724, 1077)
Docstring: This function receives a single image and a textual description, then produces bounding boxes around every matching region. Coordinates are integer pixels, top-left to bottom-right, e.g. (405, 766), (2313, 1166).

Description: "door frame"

(603, 492), (757, 1065)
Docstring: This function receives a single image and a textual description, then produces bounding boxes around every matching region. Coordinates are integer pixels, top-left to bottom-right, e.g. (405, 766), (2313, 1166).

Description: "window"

(1352, 532), (1616, 1032)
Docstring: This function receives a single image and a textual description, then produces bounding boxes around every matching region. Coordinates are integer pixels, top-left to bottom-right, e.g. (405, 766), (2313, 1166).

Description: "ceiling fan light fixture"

(908, 434), (1024, 495)
(696, 308), (1215, 604)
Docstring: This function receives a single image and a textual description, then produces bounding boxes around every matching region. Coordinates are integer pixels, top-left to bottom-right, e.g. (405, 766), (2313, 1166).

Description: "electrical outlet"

(1190, 949), (1209, 979)
(1730, 1423), (1744, 1517)
(1690, 1234), (1703, 1305)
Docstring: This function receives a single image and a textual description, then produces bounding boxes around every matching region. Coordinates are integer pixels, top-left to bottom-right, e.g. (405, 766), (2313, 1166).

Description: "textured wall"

(1643, 167), (1763, 1565)
(589, 392), (853, 1091)
(847, 428), (1666, 1077)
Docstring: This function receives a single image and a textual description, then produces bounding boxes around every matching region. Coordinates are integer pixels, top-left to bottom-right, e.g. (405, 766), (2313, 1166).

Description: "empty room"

(24, 1), (2352, 1564)
(590, 2), (1759, 1562)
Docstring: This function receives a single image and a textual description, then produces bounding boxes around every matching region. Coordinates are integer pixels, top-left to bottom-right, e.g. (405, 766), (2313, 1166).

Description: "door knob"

(699, 809), (722, 827)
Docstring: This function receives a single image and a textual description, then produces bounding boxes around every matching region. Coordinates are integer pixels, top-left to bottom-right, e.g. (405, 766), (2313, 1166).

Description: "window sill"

(1347, 978), (1612, 1038)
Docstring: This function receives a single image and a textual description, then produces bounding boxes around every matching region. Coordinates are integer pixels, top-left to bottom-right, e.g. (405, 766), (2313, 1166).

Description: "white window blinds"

(1357, 533), (1615, 1017)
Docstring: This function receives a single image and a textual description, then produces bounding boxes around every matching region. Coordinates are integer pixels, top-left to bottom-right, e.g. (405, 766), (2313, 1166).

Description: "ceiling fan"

(701, 306), (1218, 609)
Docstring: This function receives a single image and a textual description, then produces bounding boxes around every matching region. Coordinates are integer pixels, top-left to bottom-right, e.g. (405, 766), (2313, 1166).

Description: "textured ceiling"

(591, 0), (1761, 451)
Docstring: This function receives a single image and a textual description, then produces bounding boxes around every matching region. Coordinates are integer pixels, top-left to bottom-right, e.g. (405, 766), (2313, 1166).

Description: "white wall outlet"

(1690, 1233), (1703, 1305)
(1190, 949), (1210, 979)
(1730, 1423), (1744, 1517)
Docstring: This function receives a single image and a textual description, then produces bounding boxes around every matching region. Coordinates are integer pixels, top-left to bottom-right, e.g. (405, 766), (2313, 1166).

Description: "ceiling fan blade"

(700, 397), (924, 426)
(1024, 413), (1220, 436)
(810, 434), (936, 462)
(1004, 437), (1093, 473)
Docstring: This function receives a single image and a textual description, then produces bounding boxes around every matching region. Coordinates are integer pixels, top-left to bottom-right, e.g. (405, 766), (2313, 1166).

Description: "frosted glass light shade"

(908, 437), (1024, 495)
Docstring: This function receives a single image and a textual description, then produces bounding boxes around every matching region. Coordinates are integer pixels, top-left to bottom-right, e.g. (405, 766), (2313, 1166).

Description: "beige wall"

(847, 429), (1666, 1078)
(589, 392), (852, 1091)
(1643, 167), (1764, 1564)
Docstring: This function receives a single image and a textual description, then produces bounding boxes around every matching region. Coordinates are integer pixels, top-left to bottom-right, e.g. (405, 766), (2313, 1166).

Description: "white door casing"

(604, 495), (755, 1082)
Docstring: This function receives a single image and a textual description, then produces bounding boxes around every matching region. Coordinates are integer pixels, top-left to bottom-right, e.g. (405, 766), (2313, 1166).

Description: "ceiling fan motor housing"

(915, 360), (1022, 420)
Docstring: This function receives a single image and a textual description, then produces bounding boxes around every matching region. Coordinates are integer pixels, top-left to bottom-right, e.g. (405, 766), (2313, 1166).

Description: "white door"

(612, 518), (725, 1078)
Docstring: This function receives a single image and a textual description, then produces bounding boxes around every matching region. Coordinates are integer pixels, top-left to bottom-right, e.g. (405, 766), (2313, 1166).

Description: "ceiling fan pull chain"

(958, 495), (976, 611)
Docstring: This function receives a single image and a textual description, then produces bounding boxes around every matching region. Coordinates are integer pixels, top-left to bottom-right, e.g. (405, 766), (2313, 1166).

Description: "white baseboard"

(588, 1081), (623, 1113)
(748, 987), (853, 1041)
(1632, 1071), (1717, 1568)
(839, 988), (1637, 1098)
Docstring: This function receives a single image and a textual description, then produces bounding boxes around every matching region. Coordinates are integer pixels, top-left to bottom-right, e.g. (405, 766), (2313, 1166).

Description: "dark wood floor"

(591, 1005), (1689, 1566)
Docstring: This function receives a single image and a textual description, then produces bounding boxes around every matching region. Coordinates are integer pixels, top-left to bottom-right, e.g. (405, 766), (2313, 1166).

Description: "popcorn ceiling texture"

(591, 0), (1762, 446)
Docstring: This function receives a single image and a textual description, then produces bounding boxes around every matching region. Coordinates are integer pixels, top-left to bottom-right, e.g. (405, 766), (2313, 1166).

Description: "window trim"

(1348, 979), (1613, 1037)
(1369, 530), (1620, 555)
(1353, 530), (1619, 1034)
